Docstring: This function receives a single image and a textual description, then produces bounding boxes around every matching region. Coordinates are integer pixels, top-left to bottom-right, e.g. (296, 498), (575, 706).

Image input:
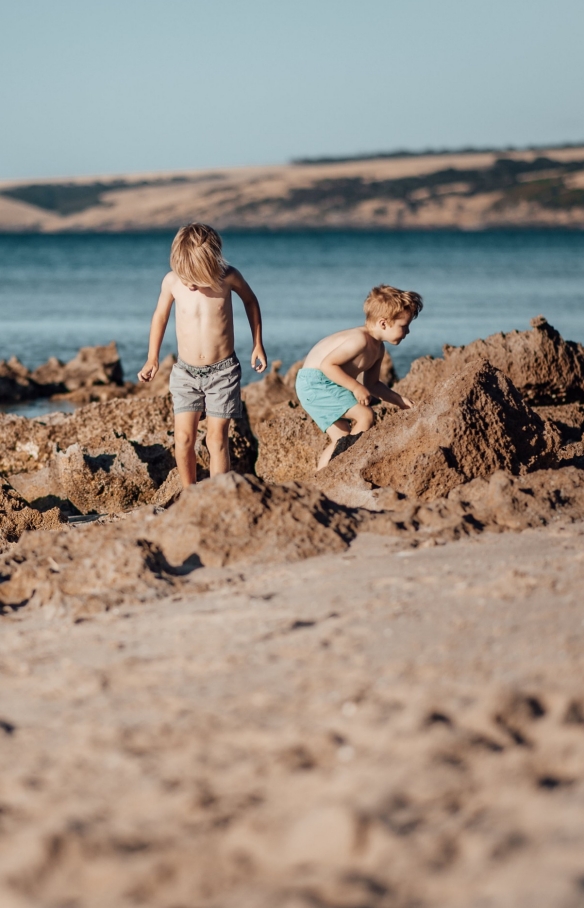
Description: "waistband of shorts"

(296, 367), (327, 381)
(176, 352), (239, 376)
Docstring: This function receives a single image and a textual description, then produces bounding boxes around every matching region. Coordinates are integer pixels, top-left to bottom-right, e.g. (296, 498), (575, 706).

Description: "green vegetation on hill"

(0, 176), (189, 216)
(235, 156), (584, 216)
(293, 141), (584, 166)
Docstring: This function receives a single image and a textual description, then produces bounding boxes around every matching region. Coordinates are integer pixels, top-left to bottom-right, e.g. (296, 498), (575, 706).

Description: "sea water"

(1, 230), (583, 416)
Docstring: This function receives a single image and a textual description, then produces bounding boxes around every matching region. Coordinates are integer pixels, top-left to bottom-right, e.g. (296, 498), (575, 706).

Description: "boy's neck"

(364, 321), (384, 341)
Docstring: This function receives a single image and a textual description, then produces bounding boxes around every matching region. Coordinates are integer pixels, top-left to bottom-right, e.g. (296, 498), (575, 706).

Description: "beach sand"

(1, 522), (584, 907)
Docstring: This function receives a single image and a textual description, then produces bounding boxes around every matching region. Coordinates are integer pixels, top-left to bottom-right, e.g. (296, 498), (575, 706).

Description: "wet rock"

(316, 360), (559, 506)
(31, 341), (124, 394)
(0, 473), (360, 616)
(395, 317), (584, 407)
(0, 356), (40, 403)
(0, 480), (64, 548)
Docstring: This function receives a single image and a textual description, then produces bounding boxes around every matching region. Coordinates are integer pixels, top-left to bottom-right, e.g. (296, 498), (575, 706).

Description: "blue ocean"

(1, 231), (583, 416)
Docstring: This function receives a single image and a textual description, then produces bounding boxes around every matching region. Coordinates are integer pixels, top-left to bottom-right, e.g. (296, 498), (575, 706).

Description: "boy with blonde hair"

(296, 284), (423, 470)
(139, 223), (267, 486)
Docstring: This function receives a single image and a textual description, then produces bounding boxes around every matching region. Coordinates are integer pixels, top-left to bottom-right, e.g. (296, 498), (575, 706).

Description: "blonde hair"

(364, 284), (423, 323)
(170, 223), (227, 290)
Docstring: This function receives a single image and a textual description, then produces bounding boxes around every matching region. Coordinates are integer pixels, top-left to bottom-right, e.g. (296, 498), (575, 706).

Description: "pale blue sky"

(1, 0), (582, 180)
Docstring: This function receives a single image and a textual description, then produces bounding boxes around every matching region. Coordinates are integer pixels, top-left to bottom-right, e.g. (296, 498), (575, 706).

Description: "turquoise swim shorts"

(295, 367), (358, 432)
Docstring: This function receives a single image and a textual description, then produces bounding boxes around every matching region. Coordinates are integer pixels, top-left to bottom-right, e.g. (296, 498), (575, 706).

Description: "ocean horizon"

(2, 229), (584, 416)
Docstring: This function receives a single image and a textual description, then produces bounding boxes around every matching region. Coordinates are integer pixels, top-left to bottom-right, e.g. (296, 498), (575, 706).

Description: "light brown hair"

(364, 284), (423, 323)
(170, 223), (227, 290)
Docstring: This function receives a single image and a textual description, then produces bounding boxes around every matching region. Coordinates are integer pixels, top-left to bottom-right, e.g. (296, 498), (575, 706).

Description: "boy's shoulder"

(346, 325), (380, 347)
(163, 270), (180, 289)
(222, 264), (243, 286)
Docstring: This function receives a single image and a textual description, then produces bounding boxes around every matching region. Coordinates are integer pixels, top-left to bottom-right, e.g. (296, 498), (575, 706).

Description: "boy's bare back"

(303, 327), (383, 378)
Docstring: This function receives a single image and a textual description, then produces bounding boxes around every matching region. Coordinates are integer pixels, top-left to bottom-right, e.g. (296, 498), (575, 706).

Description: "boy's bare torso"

(303, 327), (382, 377)
(170, 268), (236, 366)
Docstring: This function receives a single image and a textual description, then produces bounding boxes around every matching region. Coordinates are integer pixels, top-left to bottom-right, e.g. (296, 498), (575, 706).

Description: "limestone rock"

(255, 401), (327, 484)
(241, 360), (299, 432)
(316, 360), (559, 506)
(395, 317), (584, 406)
(0, 356), (38, 403)
(1, 396), (257, 516)
(31, 341), (124, 393)
(0, 473), (359, 616)
(0, 480), (64, 549)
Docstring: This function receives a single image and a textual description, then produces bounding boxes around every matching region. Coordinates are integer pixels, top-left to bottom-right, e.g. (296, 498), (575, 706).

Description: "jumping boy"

(296, 284), (423, 470)
(138, 223), (267, 486)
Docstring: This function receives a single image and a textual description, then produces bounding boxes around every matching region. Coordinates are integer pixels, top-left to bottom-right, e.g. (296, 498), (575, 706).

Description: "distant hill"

(1, 145), (584, 232)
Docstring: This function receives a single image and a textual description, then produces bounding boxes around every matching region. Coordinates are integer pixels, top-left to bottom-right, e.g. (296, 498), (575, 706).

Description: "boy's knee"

(358, 407), (375, 430)
(175, 427), (196, 449)
(206, 427), (230, 451)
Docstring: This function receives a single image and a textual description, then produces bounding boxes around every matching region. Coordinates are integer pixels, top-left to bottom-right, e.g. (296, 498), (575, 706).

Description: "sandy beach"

(1, 316), (584, 906)
(1, 522), (584, 907)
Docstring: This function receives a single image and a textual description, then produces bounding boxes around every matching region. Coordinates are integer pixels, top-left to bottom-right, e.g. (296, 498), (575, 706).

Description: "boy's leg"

(316, 405), (375, 471)
(343, 403), (375, 434)
(206, 416), (231, 475)
(174, 410), (202, 487)
(318, 418), (351, 471)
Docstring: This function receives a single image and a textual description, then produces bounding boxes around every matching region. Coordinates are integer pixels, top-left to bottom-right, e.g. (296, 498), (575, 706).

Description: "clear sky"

(1, 0), (583, 180)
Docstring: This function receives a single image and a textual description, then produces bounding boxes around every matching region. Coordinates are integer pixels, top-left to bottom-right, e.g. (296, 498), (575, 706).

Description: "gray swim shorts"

(169, 353), (243, 418)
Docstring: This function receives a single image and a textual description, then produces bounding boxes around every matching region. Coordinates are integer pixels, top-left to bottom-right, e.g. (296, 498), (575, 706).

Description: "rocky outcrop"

(316, 360), (558, 507)
(1, 396), (257, 516)
(241, 360), (301, 432)
(0, 473), (360, 616)
(2, 464), (584, 616)
(395, 317), (584, 406)
(0, 343), (126, 404)
(0, 345), (178, 406)
(0, 356), (38, 403)
(0, 480), (64, 547)
(32, 341), (124, 392)
(255, 401), (327, 484)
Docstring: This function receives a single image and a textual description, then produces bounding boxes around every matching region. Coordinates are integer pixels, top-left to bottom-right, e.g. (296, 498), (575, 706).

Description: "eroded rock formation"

(0, 473), (359, 617)
(395, 317), (584, 406)
(316, 360), (558, 506)
(0, 396), (257, 519)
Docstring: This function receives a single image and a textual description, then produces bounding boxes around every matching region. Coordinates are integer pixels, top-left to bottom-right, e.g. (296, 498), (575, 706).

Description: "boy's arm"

(363, 356), (414, 409)
(226, 268), (267, 373)
(138, 274), (174, 382)
(319, 335), (373, 406)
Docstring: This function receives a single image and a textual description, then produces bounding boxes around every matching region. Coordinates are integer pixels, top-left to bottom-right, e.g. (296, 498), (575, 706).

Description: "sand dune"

(1, 145), (584, 232)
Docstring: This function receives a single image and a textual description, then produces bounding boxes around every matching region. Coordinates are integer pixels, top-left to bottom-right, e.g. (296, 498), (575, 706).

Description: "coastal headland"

(2, 145), (584, 232)
(1, 316), (584, 905)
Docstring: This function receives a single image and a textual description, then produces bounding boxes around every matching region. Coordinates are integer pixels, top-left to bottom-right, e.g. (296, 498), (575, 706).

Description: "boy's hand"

(353, 383), (371, 406)
(138, 360), (159, 382)
(251, 344), (267, 373)
(398, 394), (414, 410)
